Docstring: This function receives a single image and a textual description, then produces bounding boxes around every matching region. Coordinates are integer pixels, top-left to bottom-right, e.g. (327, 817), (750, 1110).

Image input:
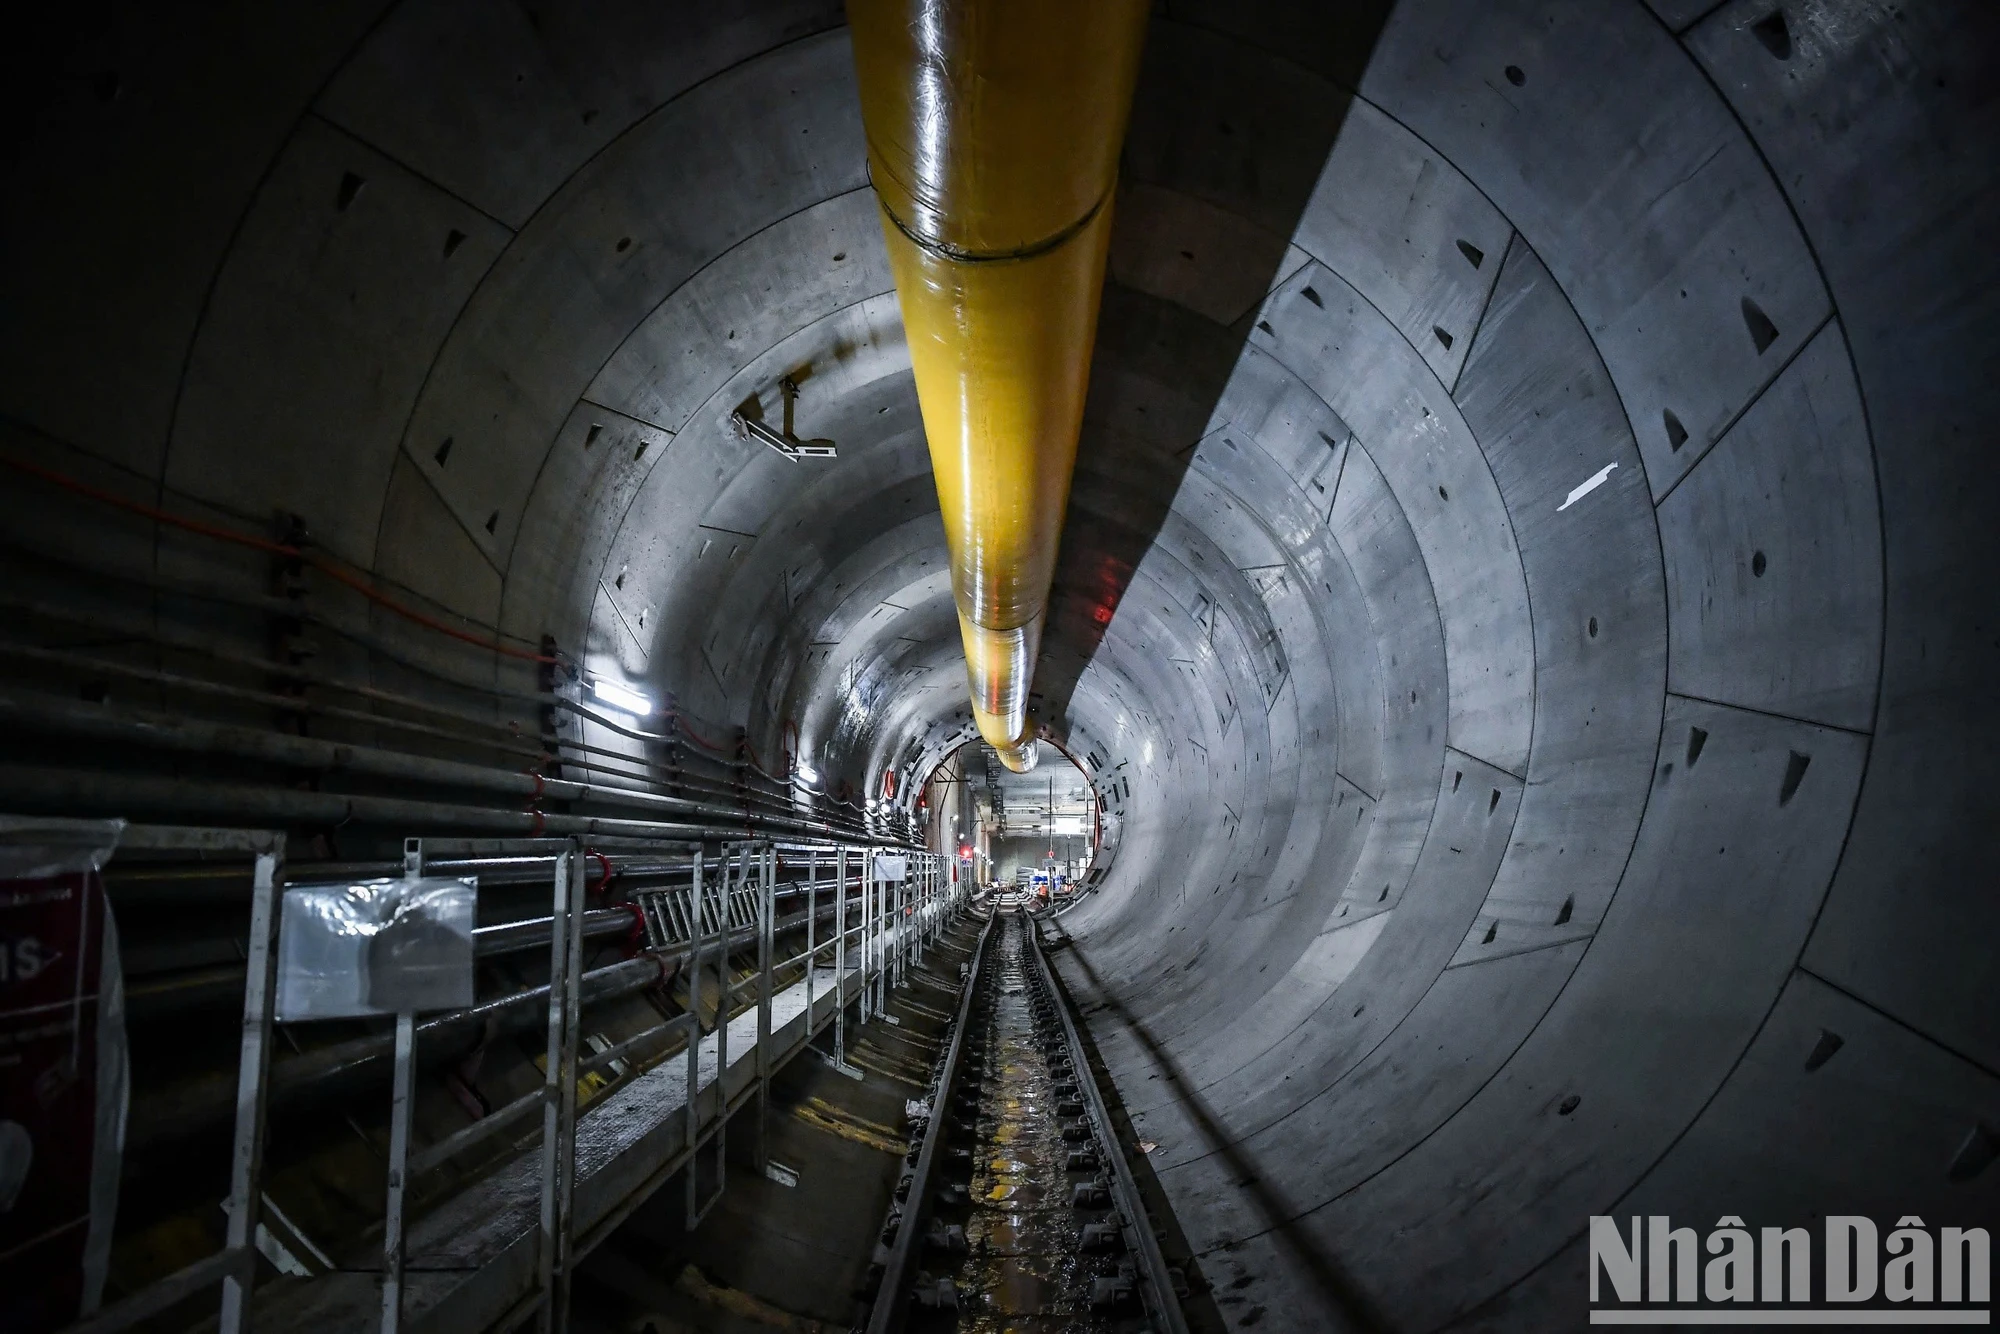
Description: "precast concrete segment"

(397, 31), (867, 568)
(1682, 0), (2000, 1076)
(1465, 968), (2000, 1330)
(1064, 440), (1447, 1124)
(1446, 237), (1664, 963)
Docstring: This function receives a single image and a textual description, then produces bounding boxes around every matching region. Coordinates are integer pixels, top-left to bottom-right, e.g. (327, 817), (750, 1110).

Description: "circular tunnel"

(3, 1), (1995, 1329)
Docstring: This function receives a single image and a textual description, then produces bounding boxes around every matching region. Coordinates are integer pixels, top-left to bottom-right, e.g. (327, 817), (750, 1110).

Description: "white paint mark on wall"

(1557, 463), (1618, 512)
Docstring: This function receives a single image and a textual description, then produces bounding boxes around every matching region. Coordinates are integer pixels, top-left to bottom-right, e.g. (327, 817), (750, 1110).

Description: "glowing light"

(795, 763), (820, 785)
(589, 678), (652, 717)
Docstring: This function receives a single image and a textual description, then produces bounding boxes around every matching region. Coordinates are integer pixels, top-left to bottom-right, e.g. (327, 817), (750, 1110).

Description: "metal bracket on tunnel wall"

(730, 375), (838, 460)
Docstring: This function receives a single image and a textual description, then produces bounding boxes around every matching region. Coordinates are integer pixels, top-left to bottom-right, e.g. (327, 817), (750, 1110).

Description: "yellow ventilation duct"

(849, 0), (1150, 772)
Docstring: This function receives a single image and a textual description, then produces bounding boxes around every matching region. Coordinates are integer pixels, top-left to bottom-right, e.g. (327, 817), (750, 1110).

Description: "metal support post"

(858, 849), (872, 1023)
(754, 843), (773, 1169)
(871, 850), (884, 1014)
(537, 840), (584, 1334)
(381, 1014), (416, 1333)
(820, 848), (859, 1080)
(873, 852), (886, 1010)
(833, 849), (846, 1060)
(687, 846), (727, 1227)
(804, 848), (818, 1020)
(684, 850), (702, 1201)
(715, 847), (731, 1116)
(219, 842), (284, 1334)
(381, 838), (422, 1334)
(893, 865), (906, 993)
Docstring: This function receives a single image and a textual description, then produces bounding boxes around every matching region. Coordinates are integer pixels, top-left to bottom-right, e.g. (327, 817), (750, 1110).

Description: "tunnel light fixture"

(588, 677), (653, 717)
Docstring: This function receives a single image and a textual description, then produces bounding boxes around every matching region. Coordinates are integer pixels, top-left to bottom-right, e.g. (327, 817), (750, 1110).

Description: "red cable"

(1, 454), (556, 664)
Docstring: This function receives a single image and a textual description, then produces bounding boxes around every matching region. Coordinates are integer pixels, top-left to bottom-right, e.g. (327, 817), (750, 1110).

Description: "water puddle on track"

(944, 914), (1114, 1333)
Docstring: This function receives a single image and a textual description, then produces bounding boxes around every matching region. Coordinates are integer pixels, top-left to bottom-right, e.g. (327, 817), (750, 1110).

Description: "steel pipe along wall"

(3, 2), (1995, 1329)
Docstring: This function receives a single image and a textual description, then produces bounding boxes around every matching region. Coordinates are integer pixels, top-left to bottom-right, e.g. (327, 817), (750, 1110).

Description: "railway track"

(867, 909), (1190, 1332)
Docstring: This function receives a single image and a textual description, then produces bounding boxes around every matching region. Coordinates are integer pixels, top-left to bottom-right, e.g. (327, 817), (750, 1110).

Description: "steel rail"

(865, 911), (995, 1334)
(1028, 916), (1190, 1334)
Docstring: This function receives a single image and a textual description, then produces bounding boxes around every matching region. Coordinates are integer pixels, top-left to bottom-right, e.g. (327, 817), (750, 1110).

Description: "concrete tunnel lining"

(1, 0), (1995, 1329)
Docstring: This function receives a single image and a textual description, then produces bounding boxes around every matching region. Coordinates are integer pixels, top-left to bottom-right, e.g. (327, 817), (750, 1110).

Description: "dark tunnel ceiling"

(2, 0), (1996, 1326)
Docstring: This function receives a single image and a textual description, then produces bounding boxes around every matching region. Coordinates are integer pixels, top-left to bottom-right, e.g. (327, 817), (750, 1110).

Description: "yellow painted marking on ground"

(854, 1034), (930, 1074)
(672, 1263), (828, 1331)
(893, 995), (953, 1022)
(844, 1048), (926, 1089)
(791, 1098), (906, 1154)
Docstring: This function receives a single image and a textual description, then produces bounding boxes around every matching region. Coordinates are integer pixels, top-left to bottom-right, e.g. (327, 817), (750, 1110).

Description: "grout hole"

(335, 170), (365, 211)
(1751, 9), (1792, 60)
(585, 423), (602, 448)
(433, 437), (452, 466)
(1300, 285), (1323, 308)
(1588, 616), (1598, 638)
(484, 512), (498, 535)
(1664, 408), (1689, 452)
(634, 441), (648, 462)
(1378, 883), (1388, 901)
(1452, 770), (1462, 793)
(442, 229), (466, 258)
(1489, 788), (1500, 814)
(1433, 325), (1455, 351)
(1482, 922), (1497, 944)
(1438, 484), (1449, 501)
(1686, 725), (1709, 767)
(1353, 1004), (1365, 1017)
(1554, 895), (1573, 926)
(1558, 1095), (1581, 1116)
(615, 236), (631, 253)
(1752, 550), (1767, 577)
(832, 251), (846, 262)
(1742, 296), (1781, 354)
(1456, 239), (1485, 269)
(1779, 750), (1811, 805)
(1504, 65), (1526, 86)
(1947, 1123), (1999, 1182)
(1803, 1029), (1845, 1072)
(1256, 320), (1275, 337)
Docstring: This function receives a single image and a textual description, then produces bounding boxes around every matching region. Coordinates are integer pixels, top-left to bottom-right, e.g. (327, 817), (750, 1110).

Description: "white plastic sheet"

(276, 876), (477, 1020)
